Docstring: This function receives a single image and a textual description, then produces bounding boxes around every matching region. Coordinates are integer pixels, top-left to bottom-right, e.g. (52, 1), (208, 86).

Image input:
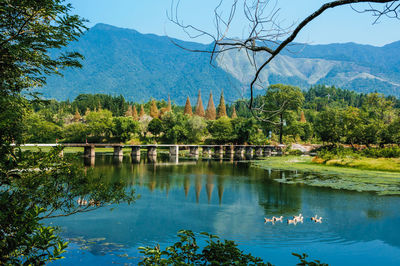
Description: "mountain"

(40, 23), (400, 104)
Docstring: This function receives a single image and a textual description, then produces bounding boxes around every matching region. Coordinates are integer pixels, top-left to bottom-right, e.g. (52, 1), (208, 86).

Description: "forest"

(23, 84), (400, 147)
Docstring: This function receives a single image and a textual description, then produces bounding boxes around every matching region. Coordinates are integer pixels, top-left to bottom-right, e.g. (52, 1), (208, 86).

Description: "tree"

(112, 116), (139, 143)
(205, 92), (217, 120)
(85, 109), (114, 142)
(184, 96), (193, 116)
(170, 0), (399, 110)
(139, 105), (146, 118)
(263, 84), (304, 143)
(231, 106), (238, 119)
(207, 117), (234, 144)
(150, 99), (160, 118)
(125, 105), (133, 117)
(194, 90), (205, 117)
(217, 91), (227, 118)
(132, 105), (139, 120)
(1, 1), (135, 263)
(148, 118), (163, 139)
(167, 95), (172, 112)
(314, 108), (343, 144)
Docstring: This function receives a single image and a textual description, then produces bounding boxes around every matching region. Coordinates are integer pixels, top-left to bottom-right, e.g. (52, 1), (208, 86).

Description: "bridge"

(19, 143), (285, 164)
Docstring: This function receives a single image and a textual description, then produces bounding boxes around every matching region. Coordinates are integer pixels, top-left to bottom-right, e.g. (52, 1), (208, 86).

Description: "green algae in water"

(253, 156), (400, 196)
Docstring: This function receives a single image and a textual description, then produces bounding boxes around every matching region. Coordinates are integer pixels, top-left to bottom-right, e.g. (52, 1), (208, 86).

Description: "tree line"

(24, 84), (400, 146)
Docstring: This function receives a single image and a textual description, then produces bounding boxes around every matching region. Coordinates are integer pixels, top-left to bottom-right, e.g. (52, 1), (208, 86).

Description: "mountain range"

(40, 23), (400, 104)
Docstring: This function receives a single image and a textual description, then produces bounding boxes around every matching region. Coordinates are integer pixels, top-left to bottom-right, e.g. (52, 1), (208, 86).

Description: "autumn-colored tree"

(205, 92), (216, 120)
(300, 111), (307, 123)
(139, 105), (146, 118)
(125, 105), (133, 117)
(184, 96), (193, 116)
(150, 100), (159, 118)
(132, 105), (138, 120)
(85, 107), (91, 116)
(167, 95), (172, 112)
(231, 106), (238, 119)
(73, 109), (81, 122)
(194, 90), (205, 117)
(217, 91), (227, 119)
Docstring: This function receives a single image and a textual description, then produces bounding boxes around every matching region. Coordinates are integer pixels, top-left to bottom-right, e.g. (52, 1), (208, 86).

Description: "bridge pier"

(113, 146), (123, 157)
(147, 146), (157, 157)
(169, 145), (179, 157)
(189, 146), (199, 158)
(131, 146), (141, 157)
(245, 146), (254, 156)
(202, 146), (212, 157)
(255, 146), (263, 157)
(84, 145), (95, 157)
(234, 146), (245, 157)
(214, 145), (224, 158)
(264, 147), (272, 156)
(84, 156), (95, 167)
(225, 145), (234, 157)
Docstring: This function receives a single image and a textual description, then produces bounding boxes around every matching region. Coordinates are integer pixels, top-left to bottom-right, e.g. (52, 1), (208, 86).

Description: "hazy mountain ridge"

(41, 23), (400, 103)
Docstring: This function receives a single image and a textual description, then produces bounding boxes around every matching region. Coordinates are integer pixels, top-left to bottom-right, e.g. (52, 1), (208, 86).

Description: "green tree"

(85, 109), (114, 142)
(23, 112), (62, 143)
(148, 118), (163, 140)
(112, 117), (139, 143)
(263, 84), (304, 143)
(314, 108), (343, 144)
(207, 117), (233, 144)
(62, 122), (88, 143)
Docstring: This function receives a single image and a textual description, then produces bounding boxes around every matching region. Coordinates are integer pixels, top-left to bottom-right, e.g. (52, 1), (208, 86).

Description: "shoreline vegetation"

(253, 156), (400, 196)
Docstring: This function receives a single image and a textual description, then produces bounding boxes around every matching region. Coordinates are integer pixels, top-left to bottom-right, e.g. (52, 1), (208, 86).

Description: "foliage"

(85, 109), (113, 142)
(150, 100), (160, 118)
(205, 92), (216, 120)
(216, 92), (227, 118)
(184, 96), (193, 116)
(139, 230), (269, 265)
(292, 253), (328, 266)
(23, 112), (62, 143)
(195, 90), (205, 117)
(148, 118), (163, 138)
(112, 117), (139, 143)
(207, 117), (234, 144)
(62, 122), (88, 143)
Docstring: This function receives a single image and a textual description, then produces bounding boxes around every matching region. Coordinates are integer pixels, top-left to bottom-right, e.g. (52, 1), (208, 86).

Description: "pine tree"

(194, 90), (205, 117)
(125, 105), (133, 117)
(85, 107), (90, 116)
(167, 95), (172, 112)
(231, 106), (238, 119)
(132, 105), (138, 120)
(205, 92), (216, 120)
(73, 109), (81, 122)
(217, 91), (227, 118)
(150, 100), (159, 118)
(300, 110), (306, 123)
(184, 96), (193, 116)
(139, 105), (145, 118)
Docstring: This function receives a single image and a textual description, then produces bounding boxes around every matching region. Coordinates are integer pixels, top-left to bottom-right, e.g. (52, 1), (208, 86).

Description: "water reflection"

(53, 155), (400, 265)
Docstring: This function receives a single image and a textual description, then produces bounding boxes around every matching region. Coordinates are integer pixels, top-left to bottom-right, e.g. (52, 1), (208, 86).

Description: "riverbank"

(253, 156), (400, 195)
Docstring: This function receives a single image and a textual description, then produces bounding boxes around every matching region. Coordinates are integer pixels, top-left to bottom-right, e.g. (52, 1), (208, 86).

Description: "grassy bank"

(253, 156), (400, 196)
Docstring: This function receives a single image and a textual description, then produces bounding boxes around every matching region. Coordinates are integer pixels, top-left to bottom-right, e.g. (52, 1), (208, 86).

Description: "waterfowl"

(287, 219), (297, 225)
(315, 217), (323, 223)
(273, 216), (284, 222)
(311, 215), (318, 221)
(264, 217), (273, 223)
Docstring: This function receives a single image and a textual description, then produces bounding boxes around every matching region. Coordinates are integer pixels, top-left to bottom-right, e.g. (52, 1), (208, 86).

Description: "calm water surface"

(51, 155), (400, 265)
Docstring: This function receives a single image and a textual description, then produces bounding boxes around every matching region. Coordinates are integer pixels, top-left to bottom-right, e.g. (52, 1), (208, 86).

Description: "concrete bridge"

(20, 143), (285, 164)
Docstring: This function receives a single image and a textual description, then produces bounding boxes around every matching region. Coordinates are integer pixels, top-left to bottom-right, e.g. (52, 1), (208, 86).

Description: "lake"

(51, 155), (400, 265)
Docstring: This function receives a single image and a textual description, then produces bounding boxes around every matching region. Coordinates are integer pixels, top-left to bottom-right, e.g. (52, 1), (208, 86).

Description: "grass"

(253, 156), (400, 196)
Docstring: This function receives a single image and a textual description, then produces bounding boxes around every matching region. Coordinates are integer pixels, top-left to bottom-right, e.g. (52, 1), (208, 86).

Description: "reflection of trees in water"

(256, 170), (302, 216)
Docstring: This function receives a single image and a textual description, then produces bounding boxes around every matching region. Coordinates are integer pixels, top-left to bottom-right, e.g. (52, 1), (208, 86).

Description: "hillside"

(40, 23), (400, 104)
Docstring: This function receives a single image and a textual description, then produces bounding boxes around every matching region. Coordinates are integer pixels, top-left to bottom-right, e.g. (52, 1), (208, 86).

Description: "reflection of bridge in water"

(21, 143), (285, 164)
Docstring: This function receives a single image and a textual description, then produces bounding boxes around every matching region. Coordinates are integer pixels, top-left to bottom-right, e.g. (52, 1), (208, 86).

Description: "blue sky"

(67, 0), (399, 46)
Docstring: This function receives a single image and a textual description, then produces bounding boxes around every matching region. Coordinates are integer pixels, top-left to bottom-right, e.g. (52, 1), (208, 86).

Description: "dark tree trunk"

(279, 113), (283, 144)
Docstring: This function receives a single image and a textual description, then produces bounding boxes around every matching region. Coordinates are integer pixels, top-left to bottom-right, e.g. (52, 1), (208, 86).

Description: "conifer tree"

(125, 105), (133, 117)
(139, 105), (146, 118)
(184, 96), (193, 116)
(85, 107), (91, 116)
(167, 95), (172, 112)
(150, 100), (159, 118)
(132, 105), (138, 120)
(194, 90), (205, 117)
(205, 92), (216, 120)
(73, 109), (81, 122)
(300, 111), (307, 123)
(231, 106), (238, 119)
(217, 91), (227, 118)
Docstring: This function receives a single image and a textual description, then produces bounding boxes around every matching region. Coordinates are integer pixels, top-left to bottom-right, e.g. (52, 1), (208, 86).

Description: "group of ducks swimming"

(264, 214), (323, 225)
